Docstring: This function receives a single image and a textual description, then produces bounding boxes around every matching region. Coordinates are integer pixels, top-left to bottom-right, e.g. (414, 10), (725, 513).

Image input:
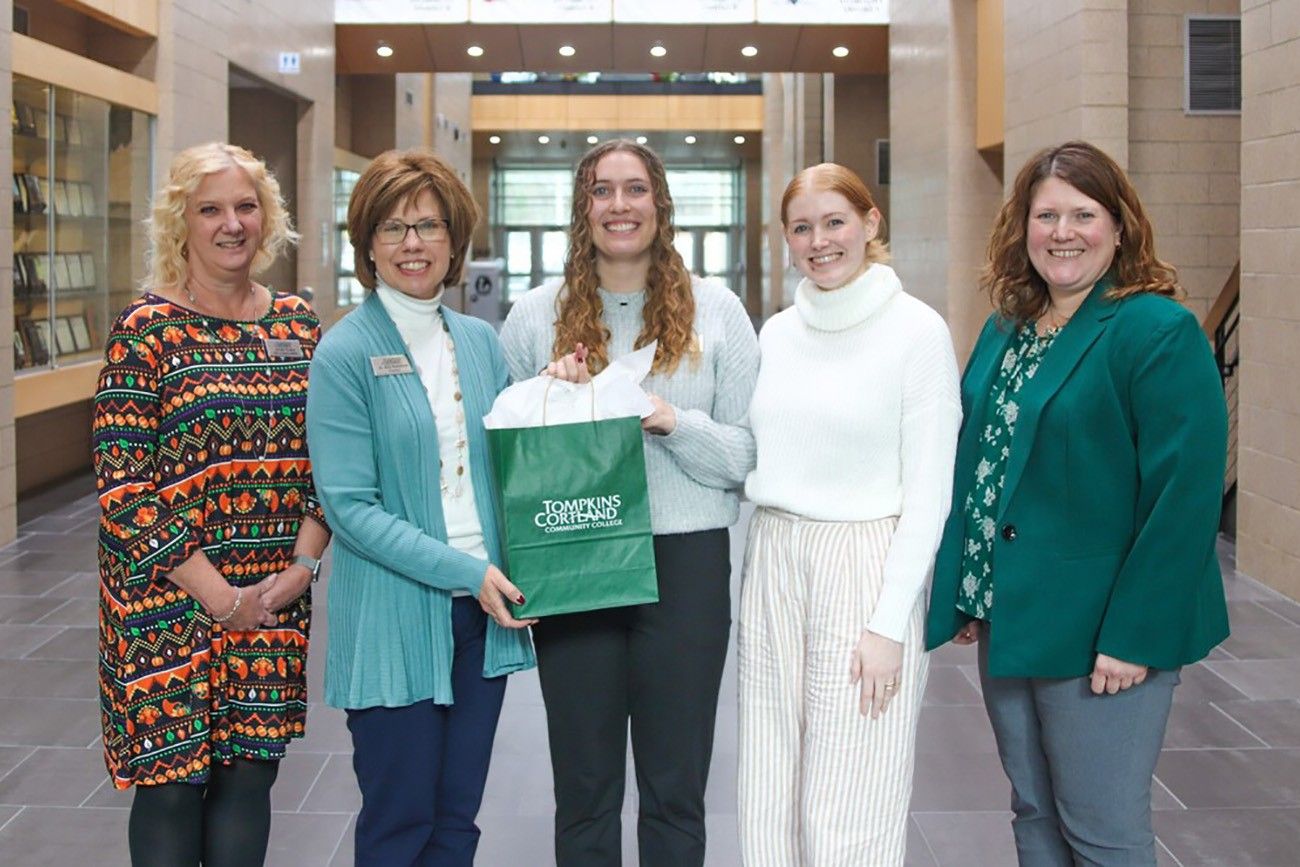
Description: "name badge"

(370, 354), (414, 376)
(263, 338), (304, 359)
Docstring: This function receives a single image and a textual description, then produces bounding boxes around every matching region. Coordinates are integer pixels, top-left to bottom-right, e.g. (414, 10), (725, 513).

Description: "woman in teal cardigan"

(306, 149), (534, 866)
(926, 141), (1229, 866)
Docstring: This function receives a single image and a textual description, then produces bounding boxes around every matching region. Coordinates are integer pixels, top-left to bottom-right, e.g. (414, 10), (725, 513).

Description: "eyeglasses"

(374, 218), (450, 245)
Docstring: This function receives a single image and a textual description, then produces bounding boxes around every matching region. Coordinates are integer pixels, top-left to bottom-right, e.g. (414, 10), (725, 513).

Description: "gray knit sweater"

(499, 276), (759, 534)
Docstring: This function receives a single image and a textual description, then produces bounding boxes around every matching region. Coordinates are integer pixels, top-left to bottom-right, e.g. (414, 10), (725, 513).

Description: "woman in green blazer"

(925, 141), (1229, 866)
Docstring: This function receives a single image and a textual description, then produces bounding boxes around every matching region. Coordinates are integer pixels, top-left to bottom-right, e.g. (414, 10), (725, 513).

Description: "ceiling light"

(559, 45), (576, 57)
(467, 45), (485, 58)
(489, 135), (501, 144)
(832, 46), (850, 58)
(587, 135), (599, 144)
(741, 45), (758, 58)
(733, 135), (746, 144)
(684, 135), (696, 144)
(375, 42), (394, 58)
(649, 43), (667, 58)
(538, 135), (550, 144)
(636, 135), (648, 145)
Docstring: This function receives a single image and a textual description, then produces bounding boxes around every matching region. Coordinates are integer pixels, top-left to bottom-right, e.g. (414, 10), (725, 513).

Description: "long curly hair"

(984, 140), (1180, 323)
(553, 139), (697, 376)
(145, 142), (298, 292)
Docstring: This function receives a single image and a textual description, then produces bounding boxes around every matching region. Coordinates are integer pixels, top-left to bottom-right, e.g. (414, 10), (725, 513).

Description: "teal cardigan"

(925, 284), (1230, 677)
(307, 293), (535, 709)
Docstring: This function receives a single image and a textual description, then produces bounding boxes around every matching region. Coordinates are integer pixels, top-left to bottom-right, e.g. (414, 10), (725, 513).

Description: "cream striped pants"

(738, 508), (928, 867)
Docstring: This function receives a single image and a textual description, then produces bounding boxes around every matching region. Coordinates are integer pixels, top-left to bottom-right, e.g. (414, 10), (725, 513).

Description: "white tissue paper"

(483, 342), (657, 429)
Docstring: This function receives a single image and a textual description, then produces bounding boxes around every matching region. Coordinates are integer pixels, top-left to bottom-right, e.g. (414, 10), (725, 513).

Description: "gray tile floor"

(1, 482), (1298, 865)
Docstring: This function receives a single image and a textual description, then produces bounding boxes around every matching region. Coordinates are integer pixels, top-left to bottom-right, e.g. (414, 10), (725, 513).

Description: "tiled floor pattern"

(0, 482), (1297, 865)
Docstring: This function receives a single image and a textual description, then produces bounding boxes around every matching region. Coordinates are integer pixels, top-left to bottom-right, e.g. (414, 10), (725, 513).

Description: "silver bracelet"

(212, 587), (243, 624)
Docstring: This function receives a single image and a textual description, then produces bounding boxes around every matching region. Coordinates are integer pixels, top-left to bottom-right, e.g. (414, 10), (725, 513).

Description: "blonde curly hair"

(145, 142), (298, 292)
(553, 139), (697, 376)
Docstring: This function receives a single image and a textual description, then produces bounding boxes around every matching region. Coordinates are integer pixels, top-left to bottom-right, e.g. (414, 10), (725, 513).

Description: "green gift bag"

(487, 413), (658, 619)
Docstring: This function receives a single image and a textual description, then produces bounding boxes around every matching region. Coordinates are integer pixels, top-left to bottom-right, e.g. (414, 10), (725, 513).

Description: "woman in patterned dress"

(93, 142), (330, 867)
(926, 141), (1229, 864)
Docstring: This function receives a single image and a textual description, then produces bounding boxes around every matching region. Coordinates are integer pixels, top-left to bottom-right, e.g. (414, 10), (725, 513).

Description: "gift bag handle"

(541, 377), (597, 425)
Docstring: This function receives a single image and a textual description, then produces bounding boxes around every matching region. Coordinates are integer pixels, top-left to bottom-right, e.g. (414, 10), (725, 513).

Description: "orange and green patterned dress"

(93, 292), (326, 789)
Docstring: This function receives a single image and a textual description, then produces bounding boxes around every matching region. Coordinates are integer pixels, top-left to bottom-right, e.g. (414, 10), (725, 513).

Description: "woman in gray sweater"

(500, 139), (758, 866)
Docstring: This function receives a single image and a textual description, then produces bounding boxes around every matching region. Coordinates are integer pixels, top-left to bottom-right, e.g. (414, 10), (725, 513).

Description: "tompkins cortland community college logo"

(533, 494), (624, 534)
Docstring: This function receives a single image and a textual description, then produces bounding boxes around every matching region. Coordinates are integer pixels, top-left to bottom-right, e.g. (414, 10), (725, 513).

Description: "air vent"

(876, 139), (890, 186)
(1186, 17), (1241, 114)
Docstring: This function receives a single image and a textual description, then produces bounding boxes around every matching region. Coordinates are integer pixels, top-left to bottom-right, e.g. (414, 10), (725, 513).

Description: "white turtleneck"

(375, 282), (488, 588)
(744, 263), (962, 641)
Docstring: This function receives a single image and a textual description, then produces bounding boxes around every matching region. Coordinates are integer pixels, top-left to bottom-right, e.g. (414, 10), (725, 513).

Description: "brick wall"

(1238, 0), (1300, 600)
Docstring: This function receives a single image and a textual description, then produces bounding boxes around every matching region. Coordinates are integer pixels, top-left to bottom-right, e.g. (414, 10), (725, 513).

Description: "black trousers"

(533, 528), (732, 867)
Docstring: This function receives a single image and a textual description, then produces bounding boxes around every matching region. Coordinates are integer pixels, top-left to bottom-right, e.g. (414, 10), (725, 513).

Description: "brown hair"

(347, 148), (479, 290)
(984, 140), (1179, 323)
(553, 139), (696, 376)
(780, 162), (889, 265)
(146, 142), (298, 292)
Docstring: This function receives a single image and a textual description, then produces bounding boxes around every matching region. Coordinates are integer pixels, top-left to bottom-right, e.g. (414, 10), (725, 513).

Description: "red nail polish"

(516, 594), (526, 604)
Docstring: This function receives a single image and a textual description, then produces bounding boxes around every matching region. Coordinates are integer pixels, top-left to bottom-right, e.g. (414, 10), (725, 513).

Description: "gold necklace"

(435, 317), (468, 499)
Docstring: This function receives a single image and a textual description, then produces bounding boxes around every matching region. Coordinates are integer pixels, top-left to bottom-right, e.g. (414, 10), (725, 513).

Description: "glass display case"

(12, 75), (152, 373)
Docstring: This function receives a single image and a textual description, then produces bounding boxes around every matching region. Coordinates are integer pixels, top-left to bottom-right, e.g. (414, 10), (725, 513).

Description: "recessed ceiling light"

(559, 45), (576, 57)
(636, 135), (648, 145)
(649, 43), (667, 58)
(684, 135), (696, 144)
(733, 135), (746, 144)
(376, 42), (394, 58)
(587, 135), (598, 144)
(741, 45), (758, 58)
(489, 135), (501, 145)
(832, 46), (850, 58)
(467, 45), (485, 58)
(538, 135), (550, 144)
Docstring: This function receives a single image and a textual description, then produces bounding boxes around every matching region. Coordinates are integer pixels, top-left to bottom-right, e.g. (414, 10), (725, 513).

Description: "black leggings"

(128, 758), (280, 867)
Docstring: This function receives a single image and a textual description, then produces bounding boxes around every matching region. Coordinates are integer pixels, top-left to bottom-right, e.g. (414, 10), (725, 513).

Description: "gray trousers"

(978, 638), (1180, 866)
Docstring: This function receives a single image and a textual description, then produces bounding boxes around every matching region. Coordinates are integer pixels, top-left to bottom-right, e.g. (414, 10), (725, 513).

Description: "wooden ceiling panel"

(336, 24), (435, 74)
(517, 25), (616, 72)
(701, 25), (801, 72)
(791, 25), (888, 74)
(609, 25), (708, 73)
(424, 25), (524, 72)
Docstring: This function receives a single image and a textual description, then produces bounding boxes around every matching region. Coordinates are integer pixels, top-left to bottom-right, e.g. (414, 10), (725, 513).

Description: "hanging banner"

(613, 0), (753, 23)
(470, 0), (612, 23)
(336, 0), (469, 23)
(755, 0), (888, 24)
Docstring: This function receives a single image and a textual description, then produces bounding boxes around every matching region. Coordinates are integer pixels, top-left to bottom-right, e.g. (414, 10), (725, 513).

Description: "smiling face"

(586, 150), (658, 267)
(369, 188), (450, 300)
(184, 166), (263, 284)
(1026, 175), (1121, 301)
(783, 188), (881, 290)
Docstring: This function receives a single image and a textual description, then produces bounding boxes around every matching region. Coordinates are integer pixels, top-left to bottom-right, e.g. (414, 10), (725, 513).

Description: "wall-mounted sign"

(278, 52), (301, 74)
(336, 0), (469, 24)
(470, 0), (612, 24)
(614, 0), (753, 23)
(756, 0), (888, 25)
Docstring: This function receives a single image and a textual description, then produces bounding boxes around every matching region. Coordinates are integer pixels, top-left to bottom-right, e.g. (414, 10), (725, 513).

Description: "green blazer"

(925, 282), (1230, 677)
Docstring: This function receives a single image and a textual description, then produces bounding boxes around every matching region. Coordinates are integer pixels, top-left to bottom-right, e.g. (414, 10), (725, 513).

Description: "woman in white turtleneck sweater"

(738, 164), (961, 867)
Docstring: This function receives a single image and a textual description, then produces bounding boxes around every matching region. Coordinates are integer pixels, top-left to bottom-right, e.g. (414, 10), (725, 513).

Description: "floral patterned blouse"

(955, 323), (1060, 620)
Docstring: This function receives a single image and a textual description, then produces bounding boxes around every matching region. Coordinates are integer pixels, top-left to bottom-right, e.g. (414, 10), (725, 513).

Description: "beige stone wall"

(1238, 0), (1300, 600)
(0, 0), (14, 545)
(1003, 0), (1130, 176)
(157, 0), (336, 319)
(832, 74), (890, 223)
(1128, 0), (1241, 320)
(889, 0), (1002, 359)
